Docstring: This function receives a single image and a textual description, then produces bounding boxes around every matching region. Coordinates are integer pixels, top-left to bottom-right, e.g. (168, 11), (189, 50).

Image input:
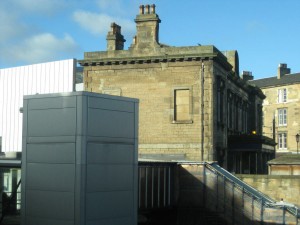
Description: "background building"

(250, 64), (300, 154)
(79, 4), (274, 173)
(0, 59), (79, 153)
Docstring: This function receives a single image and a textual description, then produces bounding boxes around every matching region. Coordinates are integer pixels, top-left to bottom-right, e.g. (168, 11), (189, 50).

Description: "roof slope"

(250, 73), (300, 88)
(268, 154), (300, 165)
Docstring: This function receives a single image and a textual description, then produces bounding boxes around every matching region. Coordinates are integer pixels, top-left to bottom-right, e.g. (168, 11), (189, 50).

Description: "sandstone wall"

(178, 164), (300, 225)
(261, 83), (300, 153)
(84, 60), (216, 161)
(237, 174), (300, 207)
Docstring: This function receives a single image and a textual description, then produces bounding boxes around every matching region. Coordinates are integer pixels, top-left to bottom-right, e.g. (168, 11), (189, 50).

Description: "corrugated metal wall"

(0, 59), (76, 152)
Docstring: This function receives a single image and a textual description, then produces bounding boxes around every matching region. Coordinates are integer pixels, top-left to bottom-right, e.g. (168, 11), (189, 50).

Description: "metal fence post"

(157, 167), (160, 208)
(251, 196), (254, 225)
(242, 187), (245, 225)
(296, 207), (299, 225)
(283, 206), (286, 225)
(216, 172), (219, 211)
(203, 164), (206, 208)
(260, 199), (264, 225)
(224, 176), (226, 215)
(232, 182), (235, 225)
(145, 167), (148, 208)
(151, 167), (154, 208)
(138, 167), (141, 208)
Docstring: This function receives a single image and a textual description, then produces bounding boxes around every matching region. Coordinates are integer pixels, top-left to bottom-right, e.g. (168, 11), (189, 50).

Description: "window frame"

(278, 88), (287, 103)
(278, 133), (287, 150)
(172, 87), (193, 124)
(278, 108), (287, 126)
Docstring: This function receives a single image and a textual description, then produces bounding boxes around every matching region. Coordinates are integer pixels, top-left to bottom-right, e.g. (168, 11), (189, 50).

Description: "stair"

(177, 207), (228, 225)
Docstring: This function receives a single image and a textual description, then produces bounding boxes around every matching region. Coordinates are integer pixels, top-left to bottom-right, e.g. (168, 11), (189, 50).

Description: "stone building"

(249, 64), (300, 154)
(268, 154), (300, 175)
(79, 4), (274, 173)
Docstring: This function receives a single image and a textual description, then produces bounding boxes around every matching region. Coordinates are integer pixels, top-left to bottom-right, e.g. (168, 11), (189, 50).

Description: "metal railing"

(205, 162), (299, 225)
(138, 162), (176, 210)
(0, 179), (21, 224)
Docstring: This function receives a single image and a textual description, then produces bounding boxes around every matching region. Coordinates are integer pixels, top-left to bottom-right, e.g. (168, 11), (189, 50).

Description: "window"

(174, 89), (191, 122)
(278, 88), (287, 103)
(102, 87), (121, 96)
(217, 78), (224, 124)
(278, 108), (287, 126)
(278, 133), (287, 149)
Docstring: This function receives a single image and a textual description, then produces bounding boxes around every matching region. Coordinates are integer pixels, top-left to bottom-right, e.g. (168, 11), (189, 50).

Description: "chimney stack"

(130, 4), (161, 50)
(277, 63), (290, 79)
(106, 23), (126, 51)
(242, 71), (253, 81)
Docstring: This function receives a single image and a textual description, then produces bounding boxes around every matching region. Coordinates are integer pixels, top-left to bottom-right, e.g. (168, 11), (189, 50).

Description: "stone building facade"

(267, 154), (300, 175)
(79, 5), (273, 172)
(249, 64), (300, 154)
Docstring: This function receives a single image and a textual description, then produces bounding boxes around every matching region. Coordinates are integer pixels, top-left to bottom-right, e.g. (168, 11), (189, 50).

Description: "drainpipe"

(201, 62), (205, 161)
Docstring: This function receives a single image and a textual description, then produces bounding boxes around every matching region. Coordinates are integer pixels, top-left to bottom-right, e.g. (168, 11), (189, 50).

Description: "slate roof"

(249, 73), (300, 88)
(268, 154), (300, 165)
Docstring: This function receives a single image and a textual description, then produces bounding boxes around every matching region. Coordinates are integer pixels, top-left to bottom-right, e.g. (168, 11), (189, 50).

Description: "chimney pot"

(277, 63), (290, 79)
(151, 4), (156, 14)
(139, 5), (144, 14)
(279, 63), (287, 68)
(242, 71), (253, 81)
(145, 4), (150, 14)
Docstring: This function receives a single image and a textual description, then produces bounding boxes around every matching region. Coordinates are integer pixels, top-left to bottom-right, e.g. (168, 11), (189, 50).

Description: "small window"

(278, 108), (287, 126)
(278, 88), (287, 103)
(174, 89), (191, 122)
(102, 87), (121, 96)
(278, 133), (287, 149)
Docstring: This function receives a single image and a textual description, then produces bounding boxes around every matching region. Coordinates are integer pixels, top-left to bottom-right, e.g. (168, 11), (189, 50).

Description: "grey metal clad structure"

(21, 91), (139, 225)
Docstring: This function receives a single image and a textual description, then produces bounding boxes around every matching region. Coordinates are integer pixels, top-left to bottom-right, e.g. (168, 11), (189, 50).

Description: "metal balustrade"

(138, 162), (176, 210)
(205, 162), (299, 225)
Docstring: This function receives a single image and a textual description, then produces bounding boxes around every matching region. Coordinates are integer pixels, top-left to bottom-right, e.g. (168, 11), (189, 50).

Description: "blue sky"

(1, 0), (299, 79)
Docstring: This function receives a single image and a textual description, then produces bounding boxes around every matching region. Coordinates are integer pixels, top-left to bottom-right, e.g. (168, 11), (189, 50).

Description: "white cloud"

(0, 0), (80, 68)
(72, 10), (135, 36)
(2, 33), (79, 65)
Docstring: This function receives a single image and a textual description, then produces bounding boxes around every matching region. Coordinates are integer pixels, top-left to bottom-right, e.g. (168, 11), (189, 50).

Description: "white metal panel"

(0, 59), (76, 152)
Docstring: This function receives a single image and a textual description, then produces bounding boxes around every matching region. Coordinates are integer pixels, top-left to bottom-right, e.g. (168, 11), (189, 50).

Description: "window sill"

(172, 120), (193, 124)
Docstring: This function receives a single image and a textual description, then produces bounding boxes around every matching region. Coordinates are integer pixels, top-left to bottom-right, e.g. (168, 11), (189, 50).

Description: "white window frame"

(278, 88), (287, 103)
(278, 108), (287, 126)
(278, 133), (287, 150)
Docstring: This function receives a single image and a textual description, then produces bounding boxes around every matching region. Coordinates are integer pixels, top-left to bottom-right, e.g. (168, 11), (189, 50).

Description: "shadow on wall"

(175, 164), (299, 225)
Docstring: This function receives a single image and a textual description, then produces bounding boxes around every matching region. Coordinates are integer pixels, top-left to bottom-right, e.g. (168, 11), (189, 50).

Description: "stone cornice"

(79, 50), (232, 71)
(79, 53), (212, 66)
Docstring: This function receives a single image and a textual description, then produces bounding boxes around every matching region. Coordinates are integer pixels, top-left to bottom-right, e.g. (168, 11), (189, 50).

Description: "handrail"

(0, 179), (21, 224)
(205, 162), (299, 218)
